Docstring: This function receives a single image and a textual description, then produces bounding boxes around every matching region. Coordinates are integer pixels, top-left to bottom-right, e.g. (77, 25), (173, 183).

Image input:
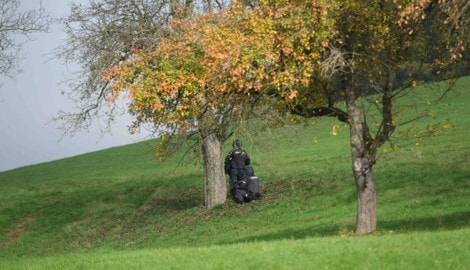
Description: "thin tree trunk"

(345, 88), (377, 234)
(200, 130), (227, 209)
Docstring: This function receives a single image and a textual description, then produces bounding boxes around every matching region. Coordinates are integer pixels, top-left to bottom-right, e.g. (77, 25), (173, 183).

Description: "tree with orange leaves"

(102, 0), (336, 208)
(285, 0), (467, 234)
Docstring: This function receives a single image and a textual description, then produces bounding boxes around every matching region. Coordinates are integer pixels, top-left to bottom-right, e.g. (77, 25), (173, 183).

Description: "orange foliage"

(101, 0), (336, 132)
(100, 0), (462, 133)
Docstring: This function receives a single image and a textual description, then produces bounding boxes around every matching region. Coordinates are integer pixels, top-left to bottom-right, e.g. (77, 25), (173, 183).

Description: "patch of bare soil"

(2, 214), (37, 250)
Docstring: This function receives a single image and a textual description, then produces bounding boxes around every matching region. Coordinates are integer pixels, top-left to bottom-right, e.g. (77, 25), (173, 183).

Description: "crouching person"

(224, 140), (261, 203)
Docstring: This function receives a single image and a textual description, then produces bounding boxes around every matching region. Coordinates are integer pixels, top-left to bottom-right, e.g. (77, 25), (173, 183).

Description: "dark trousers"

(229, 168), (246, 185)
(229, 168), (249, 203)
(230, 188), (249, 203)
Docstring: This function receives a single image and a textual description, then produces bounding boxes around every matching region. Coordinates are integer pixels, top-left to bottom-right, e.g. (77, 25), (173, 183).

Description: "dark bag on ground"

(246, 176), (261, 200)
(244, 166), (261, 200)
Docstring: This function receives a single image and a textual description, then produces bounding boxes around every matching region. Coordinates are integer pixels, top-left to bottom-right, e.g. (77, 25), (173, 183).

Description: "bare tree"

(0, 0), (50, 82)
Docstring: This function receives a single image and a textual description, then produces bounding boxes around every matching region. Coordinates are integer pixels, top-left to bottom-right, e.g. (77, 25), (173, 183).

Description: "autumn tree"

(266, 0), (467, 234)
(316, 0), (466, 234)
(0, 0), (50, 83)
(102, 3), (271, 208)
(56, 0), (274, 207)
(101, 0), (337, 208)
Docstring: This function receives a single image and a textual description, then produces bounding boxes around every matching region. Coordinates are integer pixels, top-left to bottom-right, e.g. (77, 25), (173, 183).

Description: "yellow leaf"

(330, 125), (338, 136)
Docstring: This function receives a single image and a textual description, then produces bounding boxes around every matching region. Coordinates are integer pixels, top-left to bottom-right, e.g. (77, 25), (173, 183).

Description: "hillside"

(0, 77), (469, 268)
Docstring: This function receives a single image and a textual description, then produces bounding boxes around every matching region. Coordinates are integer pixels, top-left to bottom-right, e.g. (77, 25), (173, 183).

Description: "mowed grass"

(0, 77), (469, 269)
(1, 229), (468, 270)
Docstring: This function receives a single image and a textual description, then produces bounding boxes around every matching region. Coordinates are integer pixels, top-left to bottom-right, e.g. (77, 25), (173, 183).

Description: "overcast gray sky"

(0, 0), (152, 172)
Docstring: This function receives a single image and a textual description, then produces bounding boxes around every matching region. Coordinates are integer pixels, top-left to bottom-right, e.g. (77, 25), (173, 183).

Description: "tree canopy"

(101, 0), (336, 138)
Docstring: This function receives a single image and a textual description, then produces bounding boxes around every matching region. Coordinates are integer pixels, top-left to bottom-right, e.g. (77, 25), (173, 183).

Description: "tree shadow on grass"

(135, 187), (203, 216)
(378, 211), (470, 232)
(219, 225), (342, 245)
(220, 211), (470, 246)
(143, 194), (202, 214)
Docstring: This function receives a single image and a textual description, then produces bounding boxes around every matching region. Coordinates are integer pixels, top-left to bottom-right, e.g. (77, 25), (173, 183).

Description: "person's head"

(232, 139), (242, 150)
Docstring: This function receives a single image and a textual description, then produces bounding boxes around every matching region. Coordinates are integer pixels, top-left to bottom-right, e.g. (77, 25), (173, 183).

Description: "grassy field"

(0, 77), (469, 269)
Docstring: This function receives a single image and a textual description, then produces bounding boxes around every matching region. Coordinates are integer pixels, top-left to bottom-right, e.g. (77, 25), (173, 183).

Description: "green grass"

(1, 229), (469, 269)
(0, 77), (469, 269)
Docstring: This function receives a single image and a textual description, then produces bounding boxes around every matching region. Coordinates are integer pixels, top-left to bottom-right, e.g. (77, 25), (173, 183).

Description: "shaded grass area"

(0, 77), (469, 266)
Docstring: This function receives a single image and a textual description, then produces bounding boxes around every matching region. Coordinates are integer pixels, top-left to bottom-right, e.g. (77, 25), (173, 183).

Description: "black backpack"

(243, 166), (261, 200)
(246, 176), (261, 200)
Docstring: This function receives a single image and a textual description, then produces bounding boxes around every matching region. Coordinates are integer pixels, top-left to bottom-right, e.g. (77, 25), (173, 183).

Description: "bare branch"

(0, 0), (50, 79)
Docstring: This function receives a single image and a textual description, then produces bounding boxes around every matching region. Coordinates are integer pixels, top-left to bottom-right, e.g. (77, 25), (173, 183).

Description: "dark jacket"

(224, 149), (250, 174)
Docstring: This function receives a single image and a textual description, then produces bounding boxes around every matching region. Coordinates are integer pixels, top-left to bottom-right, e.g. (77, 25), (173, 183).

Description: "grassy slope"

(0, 77), (469, 268)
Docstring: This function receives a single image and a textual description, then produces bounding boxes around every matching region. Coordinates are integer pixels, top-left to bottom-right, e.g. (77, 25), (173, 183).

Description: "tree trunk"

(200, 130), (227, 209)
(355, 158), (376, 234)
(345, 88), (377, 234)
